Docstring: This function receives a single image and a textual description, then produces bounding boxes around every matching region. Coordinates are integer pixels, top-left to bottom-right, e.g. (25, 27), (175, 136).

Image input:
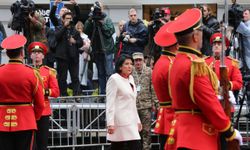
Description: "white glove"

(234, 129), (243, 145)
(229, 91), (236, 104)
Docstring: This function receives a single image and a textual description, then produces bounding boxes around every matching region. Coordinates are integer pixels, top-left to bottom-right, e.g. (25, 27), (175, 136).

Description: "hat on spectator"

(162, 7), (171, 15)
(132, 52), (144, 60)
(1, 34), (27, 50)
(28, 42), (48, 55)
(167, 8), (203, 35)
(210, 32), (230, 48)
(154, 21), (177, 47)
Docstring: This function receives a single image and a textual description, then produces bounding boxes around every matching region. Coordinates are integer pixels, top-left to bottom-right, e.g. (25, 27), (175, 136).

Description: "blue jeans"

(95, 53), (114, 94)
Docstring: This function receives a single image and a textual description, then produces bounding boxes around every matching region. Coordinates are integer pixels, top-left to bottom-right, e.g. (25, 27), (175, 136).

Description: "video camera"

(10, 0), (35, 32)
(89, 1), (106, 21)
(228, 3), (243, 28)
(152, 8), (164, 22)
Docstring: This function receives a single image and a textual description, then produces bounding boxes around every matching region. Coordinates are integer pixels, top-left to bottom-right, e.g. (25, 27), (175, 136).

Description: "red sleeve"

(48, 69), (60, 97)
(193, 75), (231, 131)
(230, 65), (243, 91)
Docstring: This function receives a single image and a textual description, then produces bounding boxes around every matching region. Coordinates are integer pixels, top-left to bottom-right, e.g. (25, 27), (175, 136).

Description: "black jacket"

(201, 16), (219, 56)
(54, 26), (83, 62)
(49, 4), (80, 27)
(121, 19), (148, 56)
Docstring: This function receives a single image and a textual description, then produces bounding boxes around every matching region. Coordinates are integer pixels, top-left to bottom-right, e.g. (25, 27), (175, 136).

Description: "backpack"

(46, 28), (57, 53)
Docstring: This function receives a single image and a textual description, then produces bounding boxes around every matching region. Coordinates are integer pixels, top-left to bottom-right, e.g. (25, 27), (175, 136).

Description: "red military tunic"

(152, 50), (175, 135)
(38, 65), (59, 116)
(0, 60), (44, 132)
(165, 46), (235, 150)
(205, 56), (242, 91)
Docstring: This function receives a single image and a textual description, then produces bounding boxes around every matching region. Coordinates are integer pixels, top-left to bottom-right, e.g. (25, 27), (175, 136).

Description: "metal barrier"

(48, 95), (109, 150)
(47, 94), (250, 150)
(47, 94), (160, 150)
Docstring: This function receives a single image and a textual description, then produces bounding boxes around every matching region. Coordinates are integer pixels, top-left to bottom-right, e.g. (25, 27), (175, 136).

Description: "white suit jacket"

(106, 73), (141, 127)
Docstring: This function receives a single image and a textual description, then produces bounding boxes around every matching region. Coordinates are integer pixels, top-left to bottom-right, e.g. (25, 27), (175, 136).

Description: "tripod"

(89, 20), (108, 96)
(235, 76), (250, 129)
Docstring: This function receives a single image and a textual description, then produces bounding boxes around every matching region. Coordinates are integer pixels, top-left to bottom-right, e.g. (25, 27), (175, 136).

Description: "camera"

(152, 8), (164, 21)
(228, 4), (243, 28)
(10, 0), (35, 32)
(123, 34), (130, 43)
(89, 1), (106, 21)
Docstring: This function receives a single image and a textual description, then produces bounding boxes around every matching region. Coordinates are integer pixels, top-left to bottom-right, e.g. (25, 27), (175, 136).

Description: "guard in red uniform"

(0, 35), (44, 150)
(165, 8), (242, 150)
(28, 42), (60, 150)
(205, 33), (243, 150)
(152, 22), (178, 150)
(205, 33), (242, 92)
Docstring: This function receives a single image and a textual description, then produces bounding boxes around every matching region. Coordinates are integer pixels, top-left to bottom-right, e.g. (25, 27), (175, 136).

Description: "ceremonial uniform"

(0, 35), (44, 150)
(164, 9), (239, 150)
(205, 33), (243, 92)
(28, 42), (60, 150)
(152, 23), (177, 150)
(205, 56), (242, 91)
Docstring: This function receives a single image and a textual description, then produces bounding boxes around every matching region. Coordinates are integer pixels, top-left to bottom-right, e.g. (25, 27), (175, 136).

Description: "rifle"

(220, 0), (240, 149)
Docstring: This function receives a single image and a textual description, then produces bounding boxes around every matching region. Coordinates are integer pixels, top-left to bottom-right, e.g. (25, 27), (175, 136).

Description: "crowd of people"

(0, 0), (250, 149)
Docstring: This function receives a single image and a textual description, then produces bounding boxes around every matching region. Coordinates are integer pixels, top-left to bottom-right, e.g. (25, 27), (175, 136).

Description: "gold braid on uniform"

(189, 57), (219, 104)
(33, 68), (44, 95)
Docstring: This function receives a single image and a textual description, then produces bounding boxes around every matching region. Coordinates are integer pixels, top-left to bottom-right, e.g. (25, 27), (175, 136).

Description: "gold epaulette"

(49, 67), (57, 77)
(228, 56), (240, 68)
(190, 58), (219, 104)
(191, 58), (208, 76)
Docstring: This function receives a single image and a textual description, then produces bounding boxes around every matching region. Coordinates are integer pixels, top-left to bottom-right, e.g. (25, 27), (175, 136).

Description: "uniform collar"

(9, 59), (23, 64)
(161, 50), (176, 56)
(178, 45), (202, 57)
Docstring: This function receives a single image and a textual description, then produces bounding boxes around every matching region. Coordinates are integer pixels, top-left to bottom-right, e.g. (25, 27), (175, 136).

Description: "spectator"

(28, 42), (60, 150)
(152, 23), (178, 150)
(84, 1), (115, 95)
(106, 54), (142, 150)
(132, 52), (158, 150)
(55, 12), (83, 96)
(0, 21), (7, 64)
(165, 8), (242, 149)
(115, 20), (126, 60)
(75, 21), (92, 91)
(121, 8), (148, 56)
(201, 4), (219, 56)
(0, 35), (44, 150)
(236, 9), (250, 71)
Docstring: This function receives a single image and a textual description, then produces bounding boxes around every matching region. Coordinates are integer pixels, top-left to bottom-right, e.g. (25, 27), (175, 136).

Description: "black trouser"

(57, 58), (80, 96)
(110, 140), (141, 150)
(0, 130), (34, 150)
(34, 116), (50, 150)
(159, 134), (168, 150)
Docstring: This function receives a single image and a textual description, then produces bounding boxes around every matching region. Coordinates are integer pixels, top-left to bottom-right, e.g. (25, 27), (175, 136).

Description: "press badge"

(136, 85), (141, 92)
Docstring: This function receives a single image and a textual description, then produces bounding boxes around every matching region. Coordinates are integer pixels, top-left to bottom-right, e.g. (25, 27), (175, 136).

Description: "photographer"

(235, 9), (250, 71)
(49, 0), (80, 27)
(54, 12), (83, 96)
(121, 8), (148, 56)
(148, 7), (171, 64)
(84, 1), (115, 95)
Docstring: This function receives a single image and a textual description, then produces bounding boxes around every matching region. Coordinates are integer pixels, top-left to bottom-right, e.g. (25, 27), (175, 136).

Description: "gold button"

(4, 115), (11, 120)
(167, 137), (175, 145)
(169, 128), (175, 135)
(3, 122), (10, 127)
(11, 122), (18, 127)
